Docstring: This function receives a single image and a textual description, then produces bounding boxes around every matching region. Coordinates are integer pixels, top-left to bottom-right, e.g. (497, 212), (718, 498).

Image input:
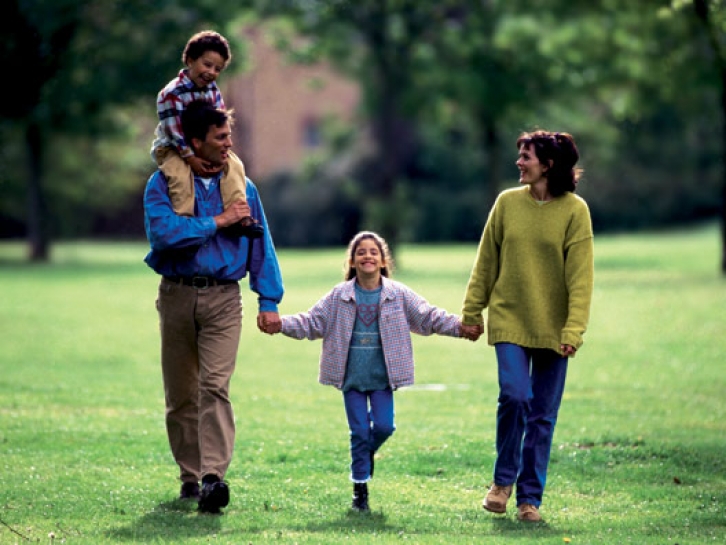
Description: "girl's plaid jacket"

(280, 277), (462, 389)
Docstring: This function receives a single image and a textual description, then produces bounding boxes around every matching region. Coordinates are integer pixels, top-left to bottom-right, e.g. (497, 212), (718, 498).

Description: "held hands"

(258, 311), (282, 335)
(460, 323), (483, 342)
(460, 320), (576, 353)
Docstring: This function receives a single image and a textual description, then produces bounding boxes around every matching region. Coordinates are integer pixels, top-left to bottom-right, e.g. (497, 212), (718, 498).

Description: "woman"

(461, 130), (594, 522)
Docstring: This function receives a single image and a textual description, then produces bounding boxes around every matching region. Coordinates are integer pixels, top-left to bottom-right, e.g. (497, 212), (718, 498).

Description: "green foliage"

(1, 1), (724, 249)
(0, 225), (725, 543)
(0, 0), (253, 244)
(251, 0), (723, 239)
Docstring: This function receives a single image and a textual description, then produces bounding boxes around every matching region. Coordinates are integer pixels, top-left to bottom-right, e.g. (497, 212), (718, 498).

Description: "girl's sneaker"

(351, 482), (369, 512)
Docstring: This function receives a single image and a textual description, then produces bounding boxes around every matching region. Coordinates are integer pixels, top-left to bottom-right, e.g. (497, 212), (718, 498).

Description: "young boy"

(151, 30), (262, 238)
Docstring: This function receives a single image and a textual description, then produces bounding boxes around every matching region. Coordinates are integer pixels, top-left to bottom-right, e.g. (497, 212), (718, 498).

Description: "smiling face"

(192, 121), (232, 167)
(350, 238), (385, 282)
(516, 143), (549, 186)
(186, 50), (226, 89)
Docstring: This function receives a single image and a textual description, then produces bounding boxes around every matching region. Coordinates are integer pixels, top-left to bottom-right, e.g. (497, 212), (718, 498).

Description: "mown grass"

(0, 224), (724, 544)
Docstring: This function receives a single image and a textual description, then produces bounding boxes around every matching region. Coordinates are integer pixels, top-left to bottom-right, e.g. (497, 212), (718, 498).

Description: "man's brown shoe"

(517, 503), (542, 522)
(482, 484), (512, 513)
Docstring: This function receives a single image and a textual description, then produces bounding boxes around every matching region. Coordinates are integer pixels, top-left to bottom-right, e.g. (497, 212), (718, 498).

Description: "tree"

(0, 0), (249, 260)
(0, 1), (78, 260)
(692, 0), (726, 273)
(252, 1), (717, 243)
(425, 0), (722, 240)
(252, 1), (473, 247)
(421, 1), (564, 212)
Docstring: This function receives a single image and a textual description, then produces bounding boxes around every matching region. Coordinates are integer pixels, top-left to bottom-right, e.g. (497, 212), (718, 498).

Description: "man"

(143, 100), (284, 514)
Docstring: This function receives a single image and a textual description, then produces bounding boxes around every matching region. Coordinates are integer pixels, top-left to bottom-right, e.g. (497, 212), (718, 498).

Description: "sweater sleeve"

(280, 290), (333, 340)
(561, 201), (594, 350)
(461, 199), (501, 326)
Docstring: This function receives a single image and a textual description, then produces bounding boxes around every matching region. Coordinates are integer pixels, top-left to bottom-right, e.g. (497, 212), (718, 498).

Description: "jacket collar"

(341, 277), (396, 301)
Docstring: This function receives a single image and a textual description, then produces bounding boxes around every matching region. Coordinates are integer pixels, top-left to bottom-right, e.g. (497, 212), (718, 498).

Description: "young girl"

(263, 231), (465, 511)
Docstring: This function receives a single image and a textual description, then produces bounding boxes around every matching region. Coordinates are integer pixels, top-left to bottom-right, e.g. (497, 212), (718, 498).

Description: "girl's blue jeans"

(493, 343), (568, 507)
(343, 388), (395, 482)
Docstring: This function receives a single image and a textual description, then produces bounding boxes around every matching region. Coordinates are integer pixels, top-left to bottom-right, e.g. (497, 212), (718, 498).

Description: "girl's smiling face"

(351, 238), (385, 280)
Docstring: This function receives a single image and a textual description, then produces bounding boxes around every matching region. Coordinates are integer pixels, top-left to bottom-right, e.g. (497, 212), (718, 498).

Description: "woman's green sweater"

(462, 186), (594, 354)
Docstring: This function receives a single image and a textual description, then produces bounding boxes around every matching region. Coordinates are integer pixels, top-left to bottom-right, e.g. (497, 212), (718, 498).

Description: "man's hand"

(214, 199), (252, 229)
(187, 155), (224, 177)
(258, 311), (282, 334)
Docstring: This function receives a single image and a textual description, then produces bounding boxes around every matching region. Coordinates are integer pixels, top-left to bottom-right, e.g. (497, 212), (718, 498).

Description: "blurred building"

(224, 27), (360, 180)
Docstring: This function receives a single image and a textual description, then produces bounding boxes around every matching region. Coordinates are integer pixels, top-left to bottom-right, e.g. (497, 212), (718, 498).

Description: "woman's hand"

(460, 323), (483, 342)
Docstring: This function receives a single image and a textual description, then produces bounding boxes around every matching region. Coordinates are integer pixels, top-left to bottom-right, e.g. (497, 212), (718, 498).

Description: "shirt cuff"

(258, 299), (279, 313)
(202, 217), (217, 235)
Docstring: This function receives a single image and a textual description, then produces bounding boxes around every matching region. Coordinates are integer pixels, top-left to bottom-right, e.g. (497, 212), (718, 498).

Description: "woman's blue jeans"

(343, 388), (395, 482)
(493, 343), (568, 507)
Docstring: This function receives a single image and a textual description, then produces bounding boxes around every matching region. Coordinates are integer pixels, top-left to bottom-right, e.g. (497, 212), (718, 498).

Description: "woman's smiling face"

(516, 143), (548, 186)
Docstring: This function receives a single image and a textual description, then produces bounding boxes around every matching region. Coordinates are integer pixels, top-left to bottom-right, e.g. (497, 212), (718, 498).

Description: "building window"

(302, 117), (322, 148)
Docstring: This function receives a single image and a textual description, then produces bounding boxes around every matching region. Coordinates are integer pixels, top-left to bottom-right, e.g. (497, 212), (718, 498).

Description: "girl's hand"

(560, 344), (577, 357)
(461, 324), (483, 342)
(265, 323), (282, 335)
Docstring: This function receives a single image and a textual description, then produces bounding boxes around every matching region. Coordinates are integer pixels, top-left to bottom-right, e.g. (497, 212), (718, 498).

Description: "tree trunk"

(693, 0), (726, 274)
(483, 122), (500, 213)
(721, 74), (726, 273)
(365, 0), (403, 252)
(25, 119), (49, 262)
(376, 88), (399, 246)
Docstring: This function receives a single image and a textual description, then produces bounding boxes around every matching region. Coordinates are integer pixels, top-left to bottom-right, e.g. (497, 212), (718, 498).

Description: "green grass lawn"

(0, 224), (724, 544)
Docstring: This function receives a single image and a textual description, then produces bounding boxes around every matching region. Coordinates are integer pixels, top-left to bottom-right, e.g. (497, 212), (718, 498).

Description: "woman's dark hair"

(344, 231), (394, 280)
(182, 30), (232, 67)
(516, 130), (582, 196)
(181, 100), (234, 143)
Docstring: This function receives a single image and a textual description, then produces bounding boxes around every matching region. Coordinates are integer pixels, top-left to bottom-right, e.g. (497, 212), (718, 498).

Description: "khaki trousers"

(156, 278), (243, 483)
(154, 146), (247, 216)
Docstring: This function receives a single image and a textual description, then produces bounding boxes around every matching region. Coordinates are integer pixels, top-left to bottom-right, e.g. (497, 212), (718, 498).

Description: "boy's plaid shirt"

(281, 277), (461, 389)
(152, 69), (225, 158)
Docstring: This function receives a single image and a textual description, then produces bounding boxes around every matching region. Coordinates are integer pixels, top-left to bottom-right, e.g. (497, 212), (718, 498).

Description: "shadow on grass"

(300, 507), (558, 539)
(488, 514), (556, 536)
(106, 498), (222, 542)
(302, 509), (403, 535)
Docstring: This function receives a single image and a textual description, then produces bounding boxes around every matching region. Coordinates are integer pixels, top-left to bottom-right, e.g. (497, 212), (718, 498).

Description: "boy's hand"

(187, 155), (224, 176)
